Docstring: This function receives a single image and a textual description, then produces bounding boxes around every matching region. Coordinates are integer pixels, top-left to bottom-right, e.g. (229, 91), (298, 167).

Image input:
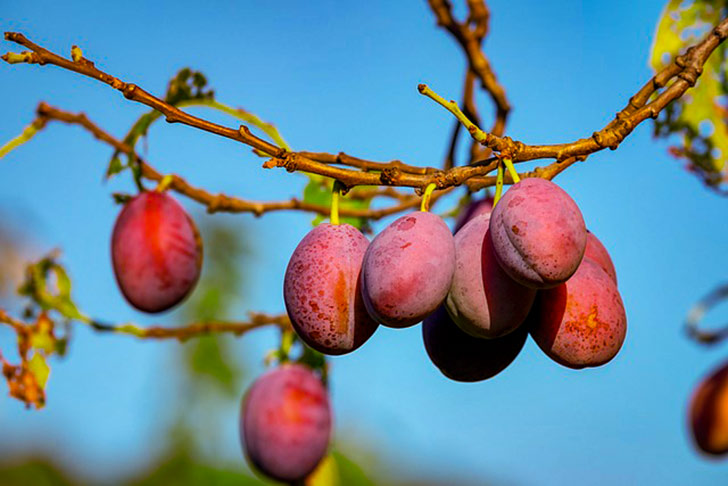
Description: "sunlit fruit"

(111, 191), (202, 313)
(362, 212), (455, 328)
(284, 223), (378, 355)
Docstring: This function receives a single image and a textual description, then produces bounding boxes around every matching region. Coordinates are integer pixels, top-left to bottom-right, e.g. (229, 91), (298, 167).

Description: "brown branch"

(427, 0), (510, 135)
(438, 18), (728, 163)
(6, 16), (726, 191)
(33, 103), (443, 220)
(1, 33), (471, 190)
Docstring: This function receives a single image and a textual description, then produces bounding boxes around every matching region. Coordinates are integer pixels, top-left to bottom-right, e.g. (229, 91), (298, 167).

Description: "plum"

(489, 178), (586, 289)
(111, 191), (202, 313)
(689, 360), (728, 456)
(585, 230), (617, 284)
(446, 213), (536, 338)
(453, 197), (494, 233)
(284, 223), (378, 355)
(240, 364), (331, 482)
(422, 306), (527, 382)
(361, 212), (455, 328)
(529, 258), (626, 369)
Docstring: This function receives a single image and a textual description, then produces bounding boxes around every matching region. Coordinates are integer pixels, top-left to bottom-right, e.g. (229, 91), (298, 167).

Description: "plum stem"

(330, 180), (342, 225)
(420, 183), (437, 212)
(154, 174), (175, 192)
(493, 160), (505, 205)
(503, 158), (520, 183)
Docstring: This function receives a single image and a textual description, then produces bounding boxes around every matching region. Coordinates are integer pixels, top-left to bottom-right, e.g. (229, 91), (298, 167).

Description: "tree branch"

(420, 18), (728, 164)
(30, 103), (447, 220)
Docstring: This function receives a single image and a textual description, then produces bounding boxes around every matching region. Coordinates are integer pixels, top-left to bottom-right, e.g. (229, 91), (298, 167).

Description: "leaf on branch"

(303, 176), (371, 230)
(651, 0), (728, 190)
(2, 357), (46, 409)
(18, 252), (86, 322)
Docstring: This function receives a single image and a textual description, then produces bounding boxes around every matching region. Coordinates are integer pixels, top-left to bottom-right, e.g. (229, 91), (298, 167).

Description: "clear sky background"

(1, 1), (728, 485)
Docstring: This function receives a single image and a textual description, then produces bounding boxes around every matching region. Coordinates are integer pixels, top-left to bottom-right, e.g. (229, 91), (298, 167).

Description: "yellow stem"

(330, 181), (341, 225)
(493, 161), (504, 206)
(503, 158), (520, 183)
(420, 183), (437, 212)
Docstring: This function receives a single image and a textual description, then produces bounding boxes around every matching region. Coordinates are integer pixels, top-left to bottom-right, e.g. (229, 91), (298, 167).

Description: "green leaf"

(28, 353), (50, 388)
(105, 155), (125, 178)
(112, 192), (133, 204)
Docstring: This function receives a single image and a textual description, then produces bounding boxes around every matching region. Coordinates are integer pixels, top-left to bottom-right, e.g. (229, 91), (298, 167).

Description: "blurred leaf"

(651, 0), (728, 188)
(30, 313), (55, 354)
(106, 155), (124, 178)
(331, 451), (375, 486)
(112, 193), (133, 204)
(27, 353), (49, 388)
(306, 454), (339, 486)
(186, 336), (237, 396)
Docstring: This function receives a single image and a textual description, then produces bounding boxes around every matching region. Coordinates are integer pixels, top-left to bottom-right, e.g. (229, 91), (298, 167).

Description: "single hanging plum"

(584, 230), (617, 284)
(240, 364), (332, 482)
(489, 178), (586, 289)
(361, 212), (455, 328)
(529, 258), (626, 369)
(453, 196), (494, 233)
(446, 213), (535, 338)
(111, 191), (202, 313)
(422, 306), (527, 382)
(689, 360), (728, 456)
(284, 223), (378, 355)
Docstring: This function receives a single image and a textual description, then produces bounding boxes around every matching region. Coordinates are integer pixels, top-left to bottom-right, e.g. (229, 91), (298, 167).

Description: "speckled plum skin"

(111, 191), (202, 313)
(422, 306), (527, 382)
(446, 214), (536, 338)
(529, 258), (626, 369)
(284, 223), (378, 355)
(453, 197), (494, 233)
(361, 212), (455, 328)
(689, 361), (728, 456)
(240, 364), (331, 482)
(489, 178), (586, 289)
(584, 230), (617, 284)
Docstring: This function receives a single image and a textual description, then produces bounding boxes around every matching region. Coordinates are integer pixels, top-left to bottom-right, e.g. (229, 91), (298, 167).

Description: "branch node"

(122, 83), (137, 100)
(380, 166), (401, 185)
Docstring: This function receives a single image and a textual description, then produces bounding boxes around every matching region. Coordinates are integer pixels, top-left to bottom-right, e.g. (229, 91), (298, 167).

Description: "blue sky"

(1, 0), (728, 484)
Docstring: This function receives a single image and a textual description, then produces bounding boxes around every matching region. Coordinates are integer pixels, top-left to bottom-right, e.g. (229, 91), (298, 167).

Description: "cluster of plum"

(283, 177), (627, 378)
(108, 178), (628, 483)
(236, 177), (628, 482)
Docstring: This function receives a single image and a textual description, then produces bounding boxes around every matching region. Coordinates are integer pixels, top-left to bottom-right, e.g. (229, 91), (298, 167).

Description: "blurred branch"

(87, 312), (290, 341)
(685, 283), (728, 345)
(426, 0), (509, 134)
(428, 0), (506, 170)
(419, 17), (728, 165)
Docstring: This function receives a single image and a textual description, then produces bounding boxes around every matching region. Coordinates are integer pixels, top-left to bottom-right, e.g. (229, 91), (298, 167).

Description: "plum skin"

(240, 364), (332, 482)
(529, 258), (626, 369)
(111, 191), (202, 313)
(585, 230), (617, 284)
(446, 213), (535, 338)
(284, 223), (378, 355)
(454, 197), (494, 233)
(361, 212), (455, 328)
(423, 306), (527, 382)
(489, 178), (586, 289)
(689, 361), (728, 456)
